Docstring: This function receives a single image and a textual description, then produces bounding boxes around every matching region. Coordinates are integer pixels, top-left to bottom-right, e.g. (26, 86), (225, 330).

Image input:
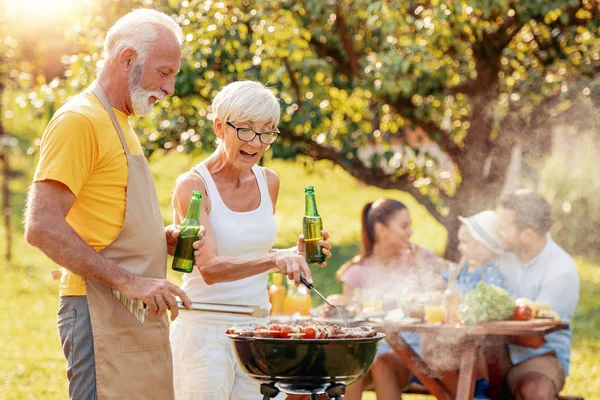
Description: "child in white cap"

(433, 210), (508, 399)
(444, 210), (507, 294)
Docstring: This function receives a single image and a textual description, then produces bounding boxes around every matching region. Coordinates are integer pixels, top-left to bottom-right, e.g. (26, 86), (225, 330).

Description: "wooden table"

(379, 320), (568, 400)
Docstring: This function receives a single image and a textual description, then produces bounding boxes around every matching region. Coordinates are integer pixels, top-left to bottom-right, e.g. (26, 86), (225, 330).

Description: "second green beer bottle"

(172, 191), (202, 273)
(302, 186), (326, 264)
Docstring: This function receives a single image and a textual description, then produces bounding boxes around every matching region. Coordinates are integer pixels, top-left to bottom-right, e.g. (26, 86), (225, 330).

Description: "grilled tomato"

(301, 327), (317, 339)
(269, 325), (281, 338)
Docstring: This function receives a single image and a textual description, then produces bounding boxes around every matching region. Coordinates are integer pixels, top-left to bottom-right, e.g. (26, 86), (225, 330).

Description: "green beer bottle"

(172, 191), (202, 273)
(302, 186), (326, 264)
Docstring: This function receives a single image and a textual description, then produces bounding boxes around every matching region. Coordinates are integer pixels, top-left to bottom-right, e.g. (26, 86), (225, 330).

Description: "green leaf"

(559, 11), (569, 25)
(400, 78), (414, 95)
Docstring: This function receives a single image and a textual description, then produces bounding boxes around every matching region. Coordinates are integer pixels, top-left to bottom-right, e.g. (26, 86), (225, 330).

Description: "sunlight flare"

(4, 0), (81, 24)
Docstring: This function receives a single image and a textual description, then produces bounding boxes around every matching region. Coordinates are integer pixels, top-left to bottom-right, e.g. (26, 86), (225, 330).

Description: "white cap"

(458, 210), (503, 254)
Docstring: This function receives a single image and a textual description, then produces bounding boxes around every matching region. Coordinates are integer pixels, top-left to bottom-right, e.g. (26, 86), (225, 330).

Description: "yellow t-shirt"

(34, 91), (144, 296)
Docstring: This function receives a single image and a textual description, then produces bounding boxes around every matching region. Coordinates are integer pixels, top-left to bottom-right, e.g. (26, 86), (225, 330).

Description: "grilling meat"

(316, 303), (357, 319)
(226, 322), (376, 339)
(315, 294), (358, 319)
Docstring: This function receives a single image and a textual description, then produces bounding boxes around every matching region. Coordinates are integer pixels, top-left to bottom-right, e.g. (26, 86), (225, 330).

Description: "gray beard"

(128, 62), (163, 116)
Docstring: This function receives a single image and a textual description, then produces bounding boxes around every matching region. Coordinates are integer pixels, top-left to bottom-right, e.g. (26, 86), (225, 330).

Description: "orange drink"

(425, 305), (444, 323)
(283, 278), (312, 316)
(283, 294), (312, 316)
(268, 273), (286, 315)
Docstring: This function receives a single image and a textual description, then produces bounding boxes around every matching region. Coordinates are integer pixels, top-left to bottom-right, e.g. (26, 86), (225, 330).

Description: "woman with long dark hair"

(337, 199), (440, 298)
(340, 198), (442, 400)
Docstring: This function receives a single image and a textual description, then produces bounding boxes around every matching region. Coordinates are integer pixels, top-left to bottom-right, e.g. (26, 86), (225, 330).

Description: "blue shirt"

(442, 260), (507, 295)
(499, 236), (580, 375)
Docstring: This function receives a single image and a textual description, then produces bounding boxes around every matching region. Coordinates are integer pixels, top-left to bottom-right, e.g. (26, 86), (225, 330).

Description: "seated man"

(497, 189), (580, 400)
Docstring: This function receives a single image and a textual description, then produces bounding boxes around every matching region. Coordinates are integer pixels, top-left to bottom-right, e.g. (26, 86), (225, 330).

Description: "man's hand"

(296, 230), (332, 267)
(166, 225), (207, 257)
(165, 225), (180, 256)
(122, 276), (192, 321)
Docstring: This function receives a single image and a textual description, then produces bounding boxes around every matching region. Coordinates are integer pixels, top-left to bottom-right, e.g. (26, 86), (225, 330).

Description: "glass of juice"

(425, 305), (444, 324)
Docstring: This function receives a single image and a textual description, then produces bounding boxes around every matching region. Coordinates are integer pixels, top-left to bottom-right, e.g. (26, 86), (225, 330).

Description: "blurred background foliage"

(1, 0), (599, 259)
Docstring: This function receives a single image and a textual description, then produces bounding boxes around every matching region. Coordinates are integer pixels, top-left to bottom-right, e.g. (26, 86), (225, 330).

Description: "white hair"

(103, 8), (183, 62)
(212, 81), (281, 129)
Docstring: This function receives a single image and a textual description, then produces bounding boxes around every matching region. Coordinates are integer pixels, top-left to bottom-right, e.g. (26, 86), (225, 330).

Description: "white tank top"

(179, 163), (277, 325)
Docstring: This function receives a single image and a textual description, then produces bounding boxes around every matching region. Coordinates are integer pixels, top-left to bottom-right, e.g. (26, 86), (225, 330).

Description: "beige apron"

(84, 82), (174, 399)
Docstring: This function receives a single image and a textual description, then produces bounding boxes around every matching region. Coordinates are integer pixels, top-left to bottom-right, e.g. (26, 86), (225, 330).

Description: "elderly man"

(24, 9), (202, 400)
(497, 189), (580, 400)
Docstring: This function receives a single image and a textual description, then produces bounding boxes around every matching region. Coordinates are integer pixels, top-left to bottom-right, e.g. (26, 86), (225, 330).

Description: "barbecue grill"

(227, 333), (385, 399)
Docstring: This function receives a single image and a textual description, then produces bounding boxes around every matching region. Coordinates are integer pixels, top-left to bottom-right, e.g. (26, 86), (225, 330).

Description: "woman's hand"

(296, 230), (332, 267)
(273, 251), (311, 286)
(192, 226), (207, 257)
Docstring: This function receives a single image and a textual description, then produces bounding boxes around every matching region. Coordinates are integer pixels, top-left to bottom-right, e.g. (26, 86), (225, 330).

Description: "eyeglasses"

(226, 121), (280, 145)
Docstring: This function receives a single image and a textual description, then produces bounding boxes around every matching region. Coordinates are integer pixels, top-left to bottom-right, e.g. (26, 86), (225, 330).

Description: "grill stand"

(260, 383), (280, 399)
(260, 383), (345, 400)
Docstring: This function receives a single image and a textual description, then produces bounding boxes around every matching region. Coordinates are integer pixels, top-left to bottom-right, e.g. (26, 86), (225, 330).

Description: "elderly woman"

(169, 80), (332, 399)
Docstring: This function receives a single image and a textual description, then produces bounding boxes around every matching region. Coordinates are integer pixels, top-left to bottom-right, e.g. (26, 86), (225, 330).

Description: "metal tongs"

(300, 275), (350, 327)
(177, 301), (269, 318)
(112, 288), (269, 324)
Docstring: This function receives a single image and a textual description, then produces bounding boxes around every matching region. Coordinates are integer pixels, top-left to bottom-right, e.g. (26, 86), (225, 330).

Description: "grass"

(0, 151), (598, 399)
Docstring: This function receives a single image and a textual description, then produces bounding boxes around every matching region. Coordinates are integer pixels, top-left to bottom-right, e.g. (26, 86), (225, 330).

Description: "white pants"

(170, 318), (283, 400)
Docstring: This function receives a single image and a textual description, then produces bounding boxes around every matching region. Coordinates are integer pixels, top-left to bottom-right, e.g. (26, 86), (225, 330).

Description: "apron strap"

(90, 80), (132, 155)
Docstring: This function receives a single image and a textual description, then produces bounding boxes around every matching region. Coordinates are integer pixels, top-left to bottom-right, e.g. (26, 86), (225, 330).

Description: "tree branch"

(386, 94), (463, 163)
(280, 128), (451, 224)
(496, 15), (523, 49)
(282, 56), (302, 110)
(446, 80), (479, 95)
(334, 0), (360, 78)
(309, 37), (354, 78)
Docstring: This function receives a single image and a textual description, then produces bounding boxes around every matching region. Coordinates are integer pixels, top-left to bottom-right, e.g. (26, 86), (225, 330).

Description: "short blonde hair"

(104, 9), (183, 62)
(212, 81), (281, 127)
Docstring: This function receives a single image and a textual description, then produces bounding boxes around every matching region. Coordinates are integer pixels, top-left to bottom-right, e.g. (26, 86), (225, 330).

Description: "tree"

(21, 0), (600, 259)
(0, 21), (19, 262)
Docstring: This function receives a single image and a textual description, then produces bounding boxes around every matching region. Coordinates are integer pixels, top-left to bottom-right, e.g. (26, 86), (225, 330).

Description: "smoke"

(355, 255), (513, 376)
(506, 93), (600, 261)
(349, 255), (449, 312)
(420, 331), (507, 376)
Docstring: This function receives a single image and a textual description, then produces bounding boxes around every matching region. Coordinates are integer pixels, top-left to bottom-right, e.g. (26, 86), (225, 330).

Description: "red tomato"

(302, 327), (317, 339)
(254, 326), (270, 338)
(512, 305), (533, 321)
(280, 325), (293, 339)
(269, 325), (281, 338)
